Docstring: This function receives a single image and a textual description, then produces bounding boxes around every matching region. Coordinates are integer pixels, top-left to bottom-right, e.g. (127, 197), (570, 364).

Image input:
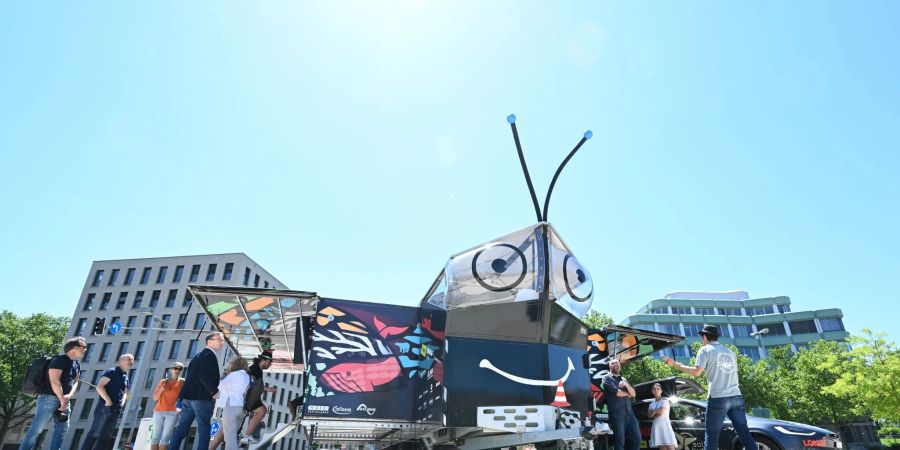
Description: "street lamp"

(113, 310), (169, 450)
(749, 327), (769, 359)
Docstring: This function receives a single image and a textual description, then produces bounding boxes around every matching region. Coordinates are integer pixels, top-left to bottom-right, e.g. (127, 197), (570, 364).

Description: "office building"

(8, 253), (305, 450)
(620, 291), (849, 360)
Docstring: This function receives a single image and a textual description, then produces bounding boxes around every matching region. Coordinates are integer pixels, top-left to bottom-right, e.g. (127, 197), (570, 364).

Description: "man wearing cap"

(664, 325), (757, 450)
(241, 350), (277, 445)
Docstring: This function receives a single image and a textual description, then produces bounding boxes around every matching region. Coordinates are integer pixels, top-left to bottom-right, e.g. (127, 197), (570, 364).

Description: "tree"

(824, 329), (900, 423)
(621, 356), (680, 386)
(582, 310), (614, 329)
(0, 311), (70, 444)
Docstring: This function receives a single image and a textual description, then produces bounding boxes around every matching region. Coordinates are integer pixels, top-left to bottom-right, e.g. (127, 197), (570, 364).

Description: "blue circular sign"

(209, 422), (220, 437)
(109, 322), (122, 335)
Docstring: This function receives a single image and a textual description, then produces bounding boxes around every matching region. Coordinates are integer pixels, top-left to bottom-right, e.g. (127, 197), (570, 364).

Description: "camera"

(53, 410), (69, 423)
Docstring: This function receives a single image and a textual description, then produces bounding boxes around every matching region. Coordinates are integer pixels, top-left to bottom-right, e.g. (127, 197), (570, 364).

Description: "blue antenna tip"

(507, 114), (517, 124)
(584, 130), (593, 140)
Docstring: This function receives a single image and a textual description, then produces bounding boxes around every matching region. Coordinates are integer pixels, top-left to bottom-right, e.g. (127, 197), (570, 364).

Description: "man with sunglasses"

(168, 332), (225, 450)
(19, 336), (87, 450)
(150, 362), (185, 450)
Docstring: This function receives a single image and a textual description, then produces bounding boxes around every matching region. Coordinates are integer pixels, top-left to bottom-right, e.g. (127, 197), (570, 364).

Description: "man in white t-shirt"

(663, 325), (757, 450)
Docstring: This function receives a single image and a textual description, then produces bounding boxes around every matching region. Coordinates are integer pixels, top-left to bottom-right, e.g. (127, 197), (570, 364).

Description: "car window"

(632, 401), (651, 419)
(670, 402), (704, 421)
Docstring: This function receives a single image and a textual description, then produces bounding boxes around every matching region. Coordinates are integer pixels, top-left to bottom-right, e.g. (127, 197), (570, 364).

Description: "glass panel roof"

(189, 286), (319, 373)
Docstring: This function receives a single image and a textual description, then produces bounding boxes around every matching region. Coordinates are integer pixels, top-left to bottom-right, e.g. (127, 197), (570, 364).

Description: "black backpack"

(22, 356), (53, 396)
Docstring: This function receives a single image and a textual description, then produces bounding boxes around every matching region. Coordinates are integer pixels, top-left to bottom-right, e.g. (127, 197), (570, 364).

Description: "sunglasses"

(171, 367), (183, 371)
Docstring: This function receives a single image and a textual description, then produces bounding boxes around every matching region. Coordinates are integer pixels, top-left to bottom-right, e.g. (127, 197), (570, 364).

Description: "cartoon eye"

(471, 243), (528, 292)
(563, 254), (593, 302)
(327, 314), (335, 322)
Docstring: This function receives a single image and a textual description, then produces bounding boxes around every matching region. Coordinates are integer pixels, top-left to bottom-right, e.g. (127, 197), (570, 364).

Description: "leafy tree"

(582, 310), (614, 329)
(824, 329), (900, 422)
(0, 311), (70, 444)
(621, 356), (680, 386)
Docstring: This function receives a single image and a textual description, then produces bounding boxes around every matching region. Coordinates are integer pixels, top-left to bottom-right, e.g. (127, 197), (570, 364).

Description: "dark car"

(631, 378), (842, 450)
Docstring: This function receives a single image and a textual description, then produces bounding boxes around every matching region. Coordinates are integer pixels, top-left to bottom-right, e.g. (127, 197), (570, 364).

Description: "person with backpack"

(80, 353), (134, 450)
(18, 336), (87, 450)
(240, 351), (276, 445)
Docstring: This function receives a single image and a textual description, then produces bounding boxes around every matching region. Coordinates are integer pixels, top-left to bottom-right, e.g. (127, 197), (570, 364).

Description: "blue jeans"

(80, 403), (122, 450)
(18, 395), (69, 450)
(608, 410), (641, 450)
(167, 399), (214, 450)
(705, 395), (757, 450)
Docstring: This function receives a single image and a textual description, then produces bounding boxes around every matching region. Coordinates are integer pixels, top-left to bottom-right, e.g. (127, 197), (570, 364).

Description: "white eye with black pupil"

(471, 243), (528, 292)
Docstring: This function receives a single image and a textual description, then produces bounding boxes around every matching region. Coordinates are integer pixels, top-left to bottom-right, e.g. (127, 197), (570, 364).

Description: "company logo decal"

(331, 406), (352, 415)
(357, 404), (377, 416)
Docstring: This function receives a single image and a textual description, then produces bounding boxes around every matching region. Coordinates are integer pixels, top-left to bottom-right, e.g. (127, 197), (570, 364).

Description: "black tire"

(734, 435), (781, 450)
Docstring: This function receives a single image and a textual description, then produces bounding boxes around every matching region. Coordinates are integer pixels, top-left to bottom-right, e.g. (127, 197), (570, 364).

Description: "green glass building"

(620, 291), (848, 361)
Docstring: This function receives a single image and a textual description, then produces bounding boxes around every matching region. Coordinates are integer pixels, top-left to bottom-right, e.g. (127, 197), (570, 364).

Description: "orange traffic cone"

(551, 380), (570, 407)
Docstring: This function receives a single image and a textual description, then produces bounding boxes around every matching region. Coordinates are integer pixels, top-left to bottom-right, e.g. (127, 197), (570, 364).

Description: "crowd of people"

(19, 332), (292, 450)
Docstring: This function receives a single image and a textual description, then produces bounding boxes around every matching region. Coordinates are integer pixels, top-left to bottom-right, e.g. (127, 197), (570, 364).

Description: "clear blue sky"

(1, 1), (898, 340)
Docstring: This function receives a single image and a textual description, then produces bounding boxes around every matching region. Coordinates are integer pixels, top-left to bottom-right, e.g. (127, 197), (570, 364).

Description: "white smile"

(479, 357), (575, 386)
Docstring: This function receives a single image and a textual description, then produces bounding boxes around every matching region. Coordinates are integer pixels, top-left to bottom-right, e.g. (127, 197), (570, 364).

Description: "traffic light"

(91, 317), (107, 335)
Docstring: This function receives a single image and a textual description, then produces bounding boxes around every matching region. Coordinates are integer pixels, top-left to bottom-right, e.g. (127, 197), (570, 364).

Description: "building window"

(720, 308), (742, 316)
(90, 370), (103, 390)
(650, 307), (669, 314)
(660, 323), (680, 335)
(125, 316), (136, 335)
(83, 293), (95, 311)
(134, 341), (145, 361)
(183, 290), (193, 307)
(156, 266), (168, 284)
(718, 326), (731, 337)
(738, 347), (761, 359)
(117, 342), (130, 359)
(80, 399), (94, 420)
(731, 325), (751, 338)
(820, 318), (845, 332)
(778, 304), (791, 313)
(168, 341), (181, 359)
(107, 269), (120, 286)
(747, 306), (775, 315)
(166, 289), (178, 308)
(254, 274), (260, 287)
(177, 314), (188, 330)
(133, 291), (144, 309)
(108, 316), (120, 335)
(669, 346), (689, 357)
(205, 264), (217, 282)
(683, 324), (702, 337)
(99, 293), (111, 310)
(99, 343), (111, 362)
(695, 307), (715, 315)
(149, 290), (160, 308)
(634, 323), (655, 331)
(116, 292), (127, 310)
(71, 428), (86, 449)
(189, 265), (201, 282)
(173, 265), (184, 283)
(671, 306), (691, 315)
(145, 368), (157, 389)
(194, 313), (207, 329)
(83, 343), (95, 362)
(161, 314), (171, 332)
(243, 268), (251, 286)
(152, 341), (163, 360)
(92, 270), (105, 287)
(789, 320), (817, 335)
(758, 322), (787, 336)
(141, 315), (152, 335)
(75, 318), (87, 336)
(223, 263), (234, 281)
(187, 340), (199, 358)
(264, 281), (269, 289)
(124, 268), (136, 286)
(138, 397), (148, 417)
(140, 267), (152, 285)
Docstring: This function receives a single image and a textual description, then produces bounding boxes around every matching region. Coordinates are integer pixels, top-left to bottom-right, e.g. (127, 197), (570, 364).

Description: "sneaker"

(240, 437), (259, 445)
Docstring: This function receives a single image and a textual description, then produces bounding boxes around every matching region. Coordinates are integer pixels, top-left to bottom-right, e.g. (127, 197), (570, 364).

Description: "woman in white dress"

(647, 382), (678, 450)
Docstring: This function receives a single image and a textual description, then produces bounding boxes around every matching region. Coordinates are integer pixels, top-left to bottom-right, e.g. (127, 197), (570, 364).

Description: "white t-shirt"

(695, 342), (741, 398)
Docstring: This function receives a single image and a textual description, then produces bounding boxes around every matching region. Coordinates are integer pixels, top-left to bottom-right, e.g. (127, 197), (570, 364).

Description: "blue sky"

(1, 1), (898, 340)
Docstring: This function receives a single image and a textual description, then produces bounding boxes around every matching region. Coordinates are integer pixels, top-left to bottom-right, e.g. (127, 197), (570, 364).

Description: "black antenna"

(508, 114), (543, 223)
(542, 130), (592, 221)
